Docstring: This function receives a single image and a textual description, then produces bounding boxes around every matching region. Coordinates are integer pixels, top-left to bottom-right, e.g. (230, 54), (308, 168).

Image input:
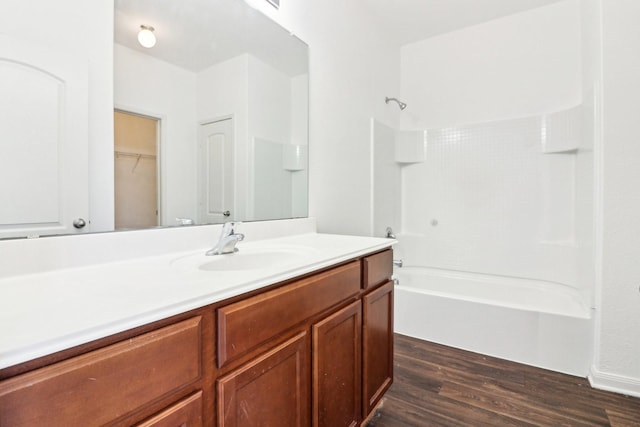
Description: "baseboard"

(588, 365), (640, 398)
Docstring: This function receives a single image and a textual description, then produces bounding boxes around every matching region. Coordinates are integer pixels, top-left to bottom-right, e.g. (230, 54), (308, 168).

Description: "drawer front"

(218, 261), (361, 367)
(363, 249), (393, 290)
(135, 391), (203, 427)
(0, 317), (202, 427)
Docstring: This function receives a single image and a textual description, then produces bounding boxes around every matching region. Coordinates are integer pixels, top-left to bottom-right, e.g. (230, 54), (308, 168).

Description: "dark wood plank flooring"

(366, 334), (640, 427)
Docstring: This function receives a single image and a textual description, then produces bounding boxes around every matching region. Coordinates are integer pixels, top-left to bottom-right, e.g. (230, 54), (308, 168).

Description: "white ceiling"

(114, 0), (308, 75)
(114, 0), (566, 74)
(361, 0), (566, 45)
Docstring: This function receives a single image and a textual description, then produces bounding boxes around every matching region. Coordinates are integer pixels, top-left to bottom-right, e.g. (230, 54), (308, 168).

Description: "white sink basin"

(171, 246), (319, 272)
(199, 250), (303, 271)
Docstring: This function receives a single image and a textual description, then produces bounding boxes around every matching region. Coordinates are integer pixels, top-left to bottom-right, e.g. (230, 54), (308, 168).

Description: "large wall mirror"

(0, 0), (308, 239)
(114, 0), (309, 229)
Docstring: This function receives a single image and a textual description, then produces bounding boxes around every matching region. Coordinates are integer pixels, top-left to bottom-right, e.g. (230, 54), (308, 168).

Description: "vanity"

(1, 0), (393, 423)
(0, 220), (394, 427)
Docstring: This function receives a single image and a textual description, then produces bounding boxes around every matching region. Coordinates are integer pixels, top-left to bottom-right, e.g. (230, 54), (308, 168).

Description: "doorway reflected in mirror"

(114, 110), (159, 230)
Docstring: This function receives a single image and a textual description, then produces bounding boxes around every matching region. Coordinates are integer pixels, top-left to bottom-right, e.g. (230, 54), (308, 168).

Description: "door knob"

(73, 218), (87, 229)
(223, 211), (231, 217)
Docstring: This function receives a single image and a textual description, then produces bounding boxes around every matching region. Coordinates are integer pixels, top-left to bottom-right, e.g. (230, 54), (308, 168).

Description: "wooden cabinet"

(362, 280), (394, 416)
(216, 260), (363, 427)
(312, 301), (362, 427)
(0, 317), (203, 427)
(217, 261), (361, 367)
(0, 248), (394, 427)
(215, 249), (393, 426)
(217, 332), (310, 427)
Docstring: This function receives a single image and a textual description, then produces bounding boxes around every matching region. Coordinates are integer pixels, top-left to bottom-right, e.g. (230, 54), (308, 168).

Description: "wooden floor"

(366, 334), (640, 427)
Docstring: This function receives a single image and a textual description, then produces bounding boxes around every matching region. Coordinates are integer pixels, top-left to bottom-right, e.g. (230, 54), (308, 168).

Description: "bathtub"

(394, 266), (594, 376)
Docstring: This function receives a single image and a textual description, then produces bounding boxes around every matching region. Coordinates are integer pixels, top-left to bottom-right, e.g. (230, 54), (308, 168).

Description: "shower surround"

(374, 105), (593, 375)
(372, 0), (596, 376)
(400, 106), (584, 295)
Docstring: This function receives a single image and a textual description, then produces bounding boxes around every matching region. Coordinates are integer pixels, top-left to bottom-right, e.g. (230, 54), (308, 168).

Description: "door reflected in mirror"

(198, 118), (235, 224)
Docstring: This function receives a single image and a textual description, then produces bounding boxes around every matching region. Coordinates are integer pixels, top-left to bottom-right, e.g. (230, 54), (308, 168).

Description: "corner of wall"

(589, 365), (640, 398)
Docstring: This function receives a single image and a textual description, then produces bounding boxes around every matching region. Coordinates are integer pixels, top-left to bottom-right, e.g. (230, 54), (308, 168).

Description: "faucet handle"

(220, 221), (241, 236)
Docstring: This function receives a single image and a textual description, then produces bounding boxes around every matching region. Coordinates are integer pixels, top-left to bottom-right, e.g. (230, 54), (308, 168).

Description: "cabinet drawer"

(363, 250), (393, 290)
(135, 391), (203, 427)
(218, 261), (361, 367)
(0, 317), (202, 427)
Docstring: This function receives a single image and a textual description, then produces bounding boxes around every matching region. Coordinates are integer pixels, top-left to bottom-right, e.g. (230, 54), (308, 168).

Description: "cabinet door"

(362, 280), (394, 416)
(312, 301), (362, 427)
(217, 331), (310, 427)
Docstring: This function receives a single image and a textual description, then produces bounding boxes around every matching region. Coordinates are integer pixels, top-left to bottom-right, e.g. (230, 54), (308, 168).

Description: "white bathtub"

(394, 266), (594, 376)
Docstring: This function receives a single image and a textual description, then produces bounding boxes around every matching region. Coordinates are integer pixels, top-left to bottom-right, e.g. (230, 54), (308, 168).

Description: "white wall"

(247, 0), (402, 236)
(291, 74), (310, 218)
(0, 0), (114, 232)
(291, 74), (309, 147)
(114, 45), (198, 226)
(400, 0), (581, 129)
(197, 55), (249, 122)
(247, 55), (294, 220)
(591, 0), (640, 397)
(248, 55), (292, 144)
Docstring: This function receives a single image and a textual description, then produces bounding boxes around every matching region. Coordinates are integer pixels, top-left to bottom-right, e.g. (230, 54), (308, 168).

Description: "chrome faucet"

(206, 222), (245, 256)
(385, 227), (396, 239)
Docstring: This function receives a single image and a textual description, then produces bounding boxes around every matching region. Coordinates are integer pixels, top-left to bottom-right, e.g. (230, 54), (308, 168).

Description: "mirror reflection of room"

(114, 0), (309, 229)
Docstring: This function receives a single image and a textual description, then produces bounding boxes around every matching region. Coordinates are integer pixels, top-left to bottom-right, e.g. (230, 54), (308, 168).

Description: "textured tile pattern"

(399, 107), (582, 287)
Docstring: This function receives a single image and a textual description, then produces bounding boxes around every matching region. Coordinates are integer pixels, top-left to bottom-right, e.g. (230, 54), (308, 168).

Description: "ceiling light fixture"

(137, 25), (156, 48)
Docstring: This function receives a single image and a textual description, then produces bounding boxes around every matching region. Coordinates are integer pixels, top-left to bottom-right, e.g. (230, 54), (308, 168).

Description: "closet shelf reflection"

(114, 150), (156, 173)
(114, 150), (156, 160)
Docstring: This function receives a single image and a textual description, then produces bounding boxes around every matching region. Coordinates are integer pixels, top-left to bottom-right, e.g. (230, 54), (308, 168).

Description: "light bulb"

(138, 25), (156, 48)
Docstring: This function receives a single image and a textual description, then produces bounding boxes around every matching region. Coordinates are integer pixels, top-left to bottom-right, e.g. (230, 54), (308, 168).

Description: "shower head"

(385, 96), (407, 110)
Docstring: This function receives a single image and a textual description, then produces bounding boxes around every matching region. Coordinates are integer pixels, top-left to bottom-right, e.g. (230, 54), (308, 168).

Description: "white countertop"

(0, 231), (393, 370)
